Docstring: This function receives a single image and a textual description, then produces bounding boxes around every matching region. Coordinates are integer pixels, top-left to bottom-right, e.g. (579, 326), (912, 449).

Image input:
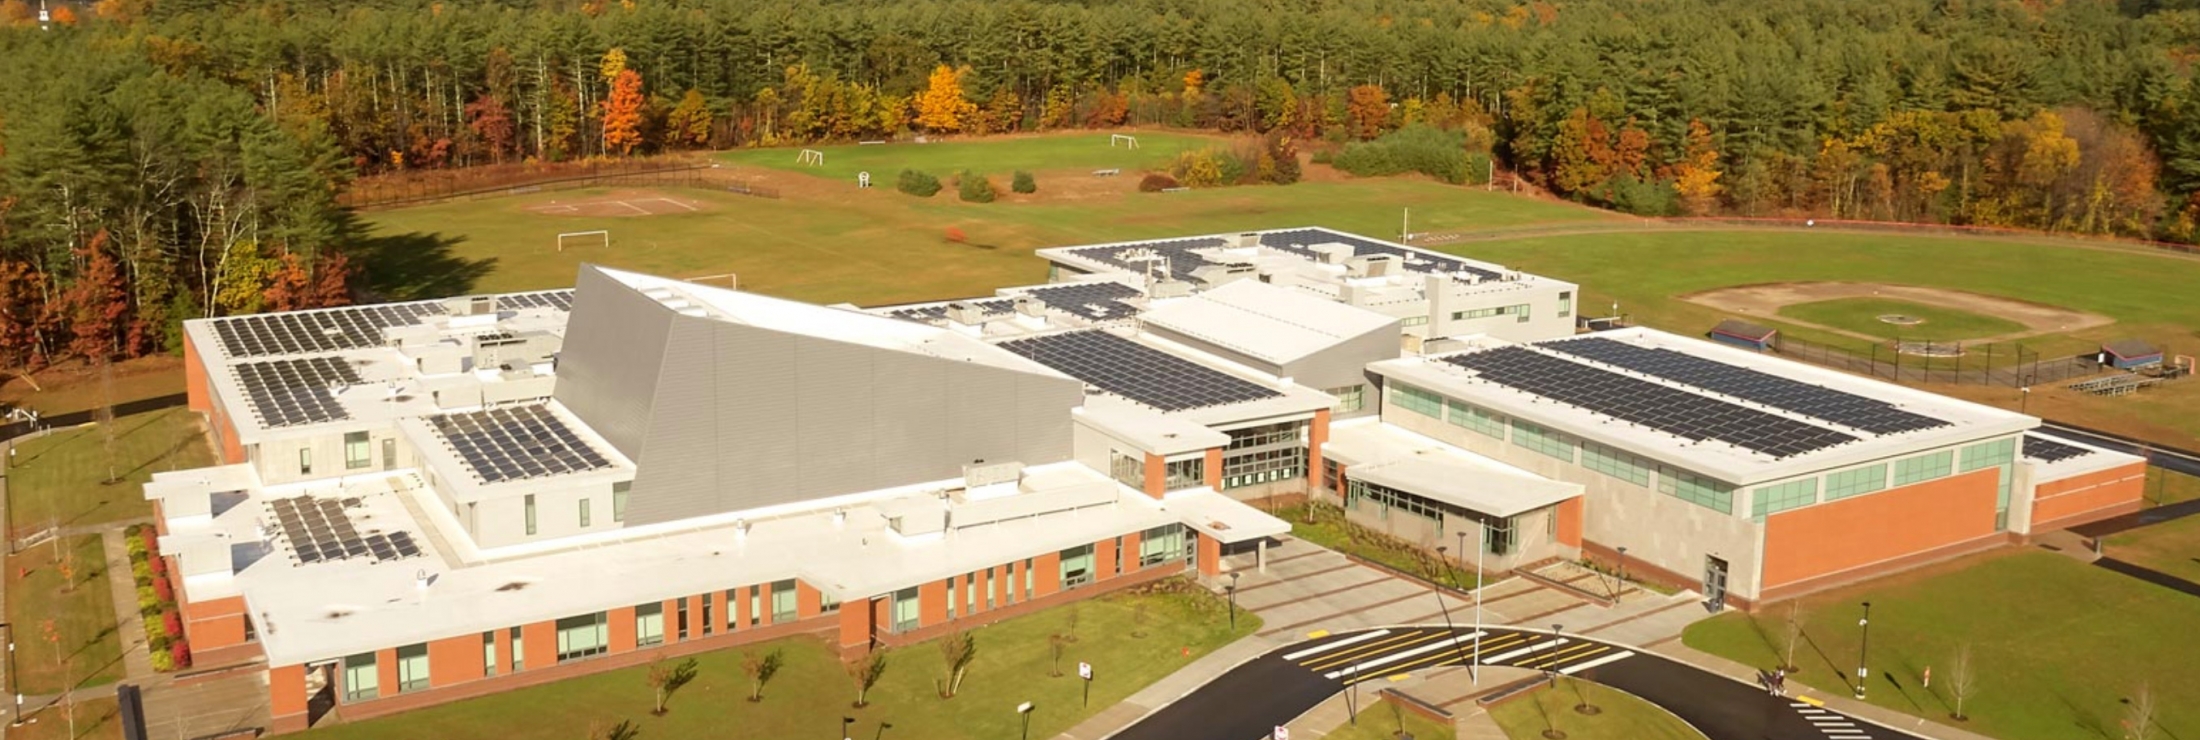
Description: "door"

(1703, 556), (1729, 611)
(305, 662), (338, 727)
(382, 438), (397, 469)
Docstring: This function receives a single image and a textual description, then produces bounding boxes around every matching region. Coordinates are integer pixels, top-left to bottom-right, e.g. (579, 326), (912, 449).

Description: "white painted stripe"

(1558, 650), (1635, 675)
(1790, 703), (1813, 708)
(1284, 630), (1391, 661)
(1323, 632), (1486, 679)
(1812, 719), (1856, 725)
(1480, 638), (1568, 666)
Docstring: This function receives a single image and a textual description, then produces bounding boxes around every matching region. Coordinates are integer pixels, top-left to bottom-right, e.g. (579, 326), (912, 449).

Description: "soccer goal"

(797, 149), (826, 166)
(557, 230), (609, 253)
(1109, 134), (1140, 149)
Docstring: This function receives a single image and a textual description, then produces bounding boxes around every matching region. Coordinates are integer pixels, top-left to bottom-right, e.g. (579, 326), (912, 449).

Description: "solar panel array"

(888, 298), (1016, 323)
(998, 330), (1284, 411)
(1541, 337), (1950, 435)
(1064, 237), (1228, 282)
(1442, 347), (1858, 458)
(1259, 229), (1507, 282)
(268, 496), (423, 566)
(429, 404), (614, 484)
(2023, 435), (2095, 463)
(498, 289), (577, 312)
(1023, 282), (1145, 321)
(233, 357), (364, 427)
(211, 302), (444, 358)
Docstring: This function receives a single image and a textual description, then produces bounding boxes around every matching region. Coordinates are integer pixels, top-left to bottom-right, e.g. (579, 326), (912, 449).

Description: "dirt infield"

(523, 190), (709, 217)
(1682, 281), (2114, 343)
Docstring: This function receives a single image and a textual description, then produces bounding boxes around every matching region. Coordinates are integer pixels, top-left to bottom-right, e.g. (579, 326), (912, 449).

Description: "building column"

(1257, 539), (1268, 574)
(1196, 533), (1222, 577)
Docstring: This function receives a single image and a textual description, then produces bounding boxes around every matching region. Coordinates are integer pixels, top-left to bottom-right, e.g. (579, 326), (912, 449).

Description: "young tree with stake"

(644, 654), (698, 715)
(1946, 643), (1979, 722)
(849, 650), (888, 708)
(741, 648), (783, 702)
(938, 629), (976, 698)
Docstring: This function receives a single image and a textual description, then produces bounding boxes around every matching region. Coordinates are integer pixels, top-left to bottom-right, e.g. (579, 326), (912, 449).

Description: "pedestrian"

(1773, 668), (1787, 697)
(1922, 666), (1931, 689)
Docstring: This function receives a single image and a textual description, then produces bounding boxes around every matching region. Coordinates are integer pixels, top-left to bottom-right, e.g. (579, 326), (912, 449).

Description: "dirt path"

(1682, 281), (2115, 343)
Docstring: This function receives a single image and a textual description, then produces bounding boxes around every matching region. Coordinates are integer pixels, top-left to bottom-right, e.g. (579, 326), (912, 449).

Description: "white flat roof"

(2023, 432), (2146, 482)
(1369, 327), (2039, 485)
(1074, 406), (1230, 456)
(1324, 419), (1582, 518)
(1165, 489), (1290, 543)
(1141, 280), (1397, 366)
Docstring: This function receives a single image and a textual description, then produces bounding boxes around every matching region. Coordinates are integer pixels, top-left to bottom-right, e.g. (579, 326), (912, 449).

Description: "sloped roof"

(1141, 280), (1397, 365)
(2102, 338), (2160, 359)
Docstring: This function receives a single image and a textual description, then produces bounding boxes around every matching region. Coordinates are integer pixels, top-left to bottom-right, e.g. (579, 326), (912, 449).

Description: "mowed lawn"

(1778, 298), (2026, 341)
(10, 697), (122, 740)
(360, 178), (1605, 304)
(306, 582), (1256, 740)
(718, 130), (1219, 181)
(1488, 680), (1707, 740)
(1682, 551), (2199, 740)
(8, 407), (213, 533)
(1327, 699), (1457, 740)
(8, 535), (127, 695)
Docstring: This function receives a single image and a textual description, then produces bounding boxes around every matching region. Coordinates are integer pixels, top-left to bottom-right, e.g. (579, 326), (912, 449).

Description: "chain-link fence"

(1771, 335), (2102, 387)
(340, 158), (770, 210)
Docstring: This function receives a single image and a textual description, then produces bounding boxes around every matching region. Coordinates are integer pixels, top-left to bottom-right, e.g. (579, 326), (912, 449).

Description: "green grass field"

(1327, 699), (1457, 740)
(8, 407), (213, 533)
(1682, 551), (2199, 740)
(306, 582), (1256, 740)
(8, 535), (126, 695)
(9, 697), (121, 740)
(1488, 679), (1707, 740)
(718, 130), (1219, 182)
(1777, 298), (2027, 341)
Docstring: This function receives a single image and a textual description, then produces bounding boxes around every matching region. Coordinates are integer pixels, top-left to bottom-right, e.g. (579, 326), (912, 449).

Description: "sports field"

(716, 131), (1217, 182)
(1776, 298), (2028, 342)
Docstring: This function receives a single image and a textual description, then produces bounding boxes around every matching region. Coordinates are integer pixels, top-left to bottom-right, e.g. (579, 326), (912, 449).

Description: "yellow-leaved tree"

(914, 65), (975, 132)
(1673, 119), (1724, 216)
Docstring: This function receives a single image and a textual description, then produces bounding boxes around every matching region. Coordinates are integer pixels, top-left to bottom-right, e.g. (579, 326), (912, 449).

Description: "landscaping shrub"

(1593, 174), (1681, 216)
(126, 523), (144, 537)
(133, 561), (153, 587)
(147, 554), (166, 576)
(163, 610), (185, 639)
(153, 575), (173, 603)
(150, 649), (174, 672)
(1011, 170), (1036, 194)
(895, 169), (941, 197)
(137, 586), (160, 612)
(957, 170), (996, 203)
(169, 641), (192, 670)
(126, 536), (147, 560)
(1138, 173), (1179, 192)
(1256, 134), (1303, 185)
(144, 616), (168, 647)
(1167, 147), (1244, 188)
(1331, 124), (1488, 185)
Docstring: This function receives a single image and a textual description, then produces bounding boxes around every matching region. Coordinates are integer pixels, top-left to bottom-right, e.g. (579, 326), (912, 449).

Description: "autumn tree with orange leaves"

(601, 68), (645, 155)
(915, 65), (975, 132)
(1346, 84), (1390, 141)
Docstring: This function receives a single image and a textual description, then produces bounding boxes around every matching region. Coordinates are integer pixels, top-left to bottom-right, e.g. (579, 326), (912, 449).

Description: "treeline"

(3, 0), (2200, 373)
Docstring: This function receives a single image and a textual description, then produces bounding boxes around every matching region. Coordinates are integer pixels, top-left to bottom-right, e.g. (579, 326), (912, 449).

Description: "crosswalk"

(1793, 701), (1875, 739)
(1280, 627), (1638, 686)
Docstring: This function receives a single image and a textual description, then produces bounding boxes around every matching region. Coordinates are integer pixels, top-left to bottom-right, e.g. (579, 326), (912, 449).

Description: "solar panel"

(1065, 237), (1228, 282)
(265, 496), (424, 567)
(232, 356), (364, 427)
(497, 289), (578, 312)
(1540, 337), (1950, 435)
(428, 403), (615, 484)
(998, 330), (1284, 411)
(1022, 282), (1144, 321)
(2023, 435), (2094, 463)
(888, 298), (1016, 324)
(1441, 347), (1858, 459)
(211, 301), (446, 358)
(1259, 229), (1507, 281)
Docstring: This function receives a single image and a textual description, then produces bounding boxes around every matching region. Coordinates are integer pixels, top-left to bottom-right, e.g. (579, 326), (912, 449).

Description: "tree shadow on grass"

(344, 215), (497, 301)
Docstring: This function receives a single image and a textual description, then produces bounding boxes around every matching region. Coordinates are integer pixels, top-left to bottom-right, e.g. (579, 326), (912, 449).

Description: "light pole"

(1433, 546), (1467, 671)
(2020, 385), (2031, 414)
(1543, 624), (1565, 686)
(1226, 572), (1240, 632)
(1471, 523), (1486, 684)
(874, 722), (893, 740)
(1017, 701), (1035, 740)
(1855, 602), (1873, 701)
(1615, 546), (1629, 599)
(842, 715), (856, 740)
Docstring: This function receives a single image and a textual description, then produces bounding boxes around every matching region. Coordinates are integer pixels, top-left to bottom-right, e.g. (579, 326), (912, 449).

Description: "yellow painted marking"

(1387, 674), (1411, 682)
(1300, 630), (1448, 671)
(1798, 696), (1825, 707)
(1306, 630), (1331, 639)
(1514, 644), (1607, 671)
(1340, 637), (1531, 686)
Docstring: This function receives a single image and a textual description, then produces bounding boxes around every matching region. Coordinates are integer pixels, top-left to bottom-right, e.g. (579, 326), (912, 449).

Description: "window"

(1558, 292), (1573, 319)
(524, 495), (538, 536)
(555, 613), (609, 662)
(676, 598), (689, 640)
(578, 498), (592, 528)
(1961, 436), (2020, 530)
(1163, 457), (1205, 490)
(635, 602), (665, 647)
(771, 579), (798, 623)
(1024, 558), (1035, 600)
(1114, 536), (1124, 575)
(382, 437), (396, 468)
(1658, 466), (1736, 514)
(1326, 384), (1367, 413)
(510, 627), (524, 672)
(820, 590), (840, 614)
(965, 573), (976, 615)
(1751, 478), (1819, 518)
(1109, 450), (1144, 489)
(482, 631), (497, 677)
(701, 592), (714, 636)
(945, 577), (958, 620)
(724, 590), (739, 632)
(1346, 478), (1454, 532)
(1140, 524), (1188, 566)
(1893, 451), (1954, 487)
(1446, 400), (1507, 439)
(1060, 544), (1096, 589)
(1401, 315), (1429, 327)
(891, 587), (920, 633)
(749, 588), (761, 626)
(396, 643), (430, 693)
(1825, 464), (1888, 501)
(299, 448), (312, 476)
(1510, 420), (1576, 462)
(986, 568), (997, 609)
(342, 652), (379, 702)
(613, 481), (631, 522)
(1449, 304), (1531, 321)
(345, 432), (371, 470)
(1391, 384), (1444, 417)
(1221, 420), (1306, 490)
(1581, 442), (1651, 486)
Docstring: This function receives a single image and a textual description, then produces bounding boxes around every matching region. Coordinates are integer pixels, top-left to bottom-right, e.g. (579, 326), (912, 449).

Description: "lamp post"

(1615, 546), (1629, 598)
(842, 716), (856, 740)
(1433, 546), (1466, 671)
(874, 722), (893, 740)
(1017, 701), (1035, 740)
(1543, 624), (1565, 686)
(1226, 573), (1240, 632)
(1471, 524), (1485, 684)
(2020, 385), (2031, 414)
(1855, 602), (1873, 701)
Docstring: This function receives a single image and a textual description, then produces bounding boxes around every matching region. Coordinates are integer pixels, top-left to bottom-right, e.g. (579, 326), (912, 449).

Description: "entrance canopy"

(1326, 420), (1582, 518)
(1163, 489), (1290, 544)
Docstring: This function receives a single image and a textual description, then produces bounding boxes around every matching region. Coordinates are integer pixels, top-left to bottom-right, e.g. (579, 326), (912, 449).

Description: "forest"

(1, 0), (2199, 376)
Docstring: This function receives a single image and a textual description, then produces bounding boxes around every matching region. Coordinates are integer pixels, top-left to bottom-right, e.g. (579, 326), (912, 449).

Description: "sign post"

(1078, 662), (1093, 707)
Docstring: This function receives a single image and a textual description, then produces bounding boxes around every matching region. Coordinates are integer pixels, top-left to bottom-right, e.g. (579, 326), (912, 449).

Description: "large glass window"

(1658, 466), (1736, 515)
(1327, 384), (1367, 413)
(344, 432), (371, 470)
(635, 602), (665, 647)
(1960, 438), (2018, 531)
(1825, 464), (1889, 501)
(1391, 384), (1444, 417)
(820, 590), (840, 614)
(891, 587), (920, 633)
(555, 613), (608, 662)
(1893, 450), (1954, 487)
(771, 579), (798, 623)
(1108, 450), (1144, 488)
(749, 588), (761, 626)
(1222, 446), (1304, 489)
(1581, 442), (1651, 486)
(1446, 400), (1507, 439)
(1751, 478), (1820, 518)
(1060, 544), (1096, 589)
(482, 631), (497, 677)
(1163, 457), (1205, 490)
(395, 643), (430, 693)
(578, 498), (592, 528)
(510, 627), (524, 672)
(1510, 420), (1576, 462)
(1023, 558), (1034, 599)
(1140, 524), (1189, 566)
(1449, 304), (1531, 321)
(613, 481), (631, 522)
(342, 652), (378, 702)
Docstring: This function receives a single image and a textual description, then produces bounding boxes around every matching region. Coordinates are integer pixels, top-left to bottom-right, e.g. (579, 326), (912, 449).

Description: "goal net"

(797, 149), (826, 166)
(1110, 134), (1140, 149)
(557, 230), (609, 253)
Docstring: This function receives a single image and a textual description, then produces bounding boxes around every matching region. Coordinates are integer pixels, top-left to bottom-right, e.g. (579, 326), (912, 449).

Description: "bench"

(1092, 168), (1121, 177)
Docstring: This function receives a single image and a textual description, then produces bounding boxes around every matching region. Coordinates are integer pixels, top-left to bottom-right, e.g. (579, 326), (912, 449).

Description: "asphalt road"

(1109, 626), (1925, 740)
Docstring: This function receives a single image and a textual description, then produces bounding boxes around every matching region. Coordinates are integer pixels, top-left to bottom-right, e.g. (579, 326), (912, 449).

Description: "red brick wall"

(184, 333), (210, 413)
(1096, 537), (1119, 581)
(918, 579), (948, 627)
(1034, 552), (1062, 598)
(180, 594), (250, 649)
(1197, 533), (1222, 576)
(2031, 462), (2146, 531)
(1555, 498), (1583, 547)
(1143, 452), (1166, 498)
(1308, 409), (1330, 492)
(521, 621), (555, 671)
(1120, 532), (1143, 574)
(607, 606), (637, 653)
(374, 647), (399, 699)
(796, 583), (820, 619)
(1204, 447), (1223, 489)
(756, 583), (775, 627)
(838, 601), (871, 650)
(1763, 468), (2000, 589)
(494, 628), (515, 674)
(269, 663), (308, 719)
(427, 634), (481, 688)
